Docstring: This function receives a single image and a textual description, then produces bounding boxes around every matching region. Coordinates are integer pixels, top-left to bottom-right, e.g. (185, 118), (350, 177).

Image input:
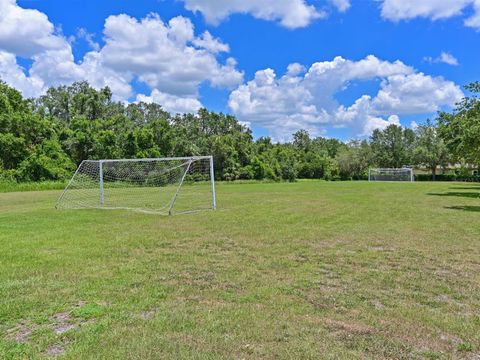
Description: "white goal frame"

(368, 168), (414, 182)
(56, 156), (216, 215)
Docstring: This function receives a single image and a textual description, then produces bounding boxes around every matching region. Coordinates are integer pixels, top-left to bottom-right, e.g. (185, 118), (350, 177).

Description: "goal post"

(368, 168), (414, 182)
(56, 156), (216, 215)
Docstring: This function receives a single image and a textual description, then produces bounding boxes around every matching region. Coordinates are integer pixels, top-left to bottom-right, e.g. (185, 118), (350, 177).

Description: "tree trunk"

(432, 166), (436, 181)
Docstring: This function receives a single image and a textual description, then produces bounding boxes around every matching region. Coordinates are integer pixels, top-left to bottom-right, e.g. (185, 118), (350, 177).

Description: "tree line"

(0, 80), (479, 183)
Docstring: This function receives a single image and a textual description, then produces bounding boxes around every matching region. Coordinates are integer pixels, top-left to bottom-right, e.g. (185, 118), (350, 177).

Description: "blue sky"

(1, 0), (479, 140)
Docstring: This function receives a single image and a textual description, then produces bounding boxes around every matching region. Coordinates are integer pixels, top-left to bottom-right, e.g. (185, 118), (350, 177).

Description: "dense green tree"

(311, 137), (346, 158)
(255, 137), (274, 154)
(0, 81), (53, 170)
(291, 130), (340, 180)
(370, 124), (415, 168)
(16, 139), (75, 181)
(437, 82), (480, 167)
(412, 121), (449, 180)
(3, 78), (480, 183)
(125, 102), (169, 126)
(37, 82), (120, 122)
(292, 130), (311, 152)
(93, 130), (121, 160)
(336, 140), (372, 180)
(0, 133), (28, 170)
(274, 145), (299, 181)
(66, 116), (102, 164)
(149, 118), (174, 156)
(210, 136), (240, 180)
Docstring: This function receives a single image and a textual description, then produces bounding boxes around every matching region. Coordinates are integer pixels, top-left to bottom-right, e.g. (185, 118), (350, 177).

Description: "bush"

(238, 165), (255, 180)
(16, 139), (75, 181)
(0, 168), (17, 182)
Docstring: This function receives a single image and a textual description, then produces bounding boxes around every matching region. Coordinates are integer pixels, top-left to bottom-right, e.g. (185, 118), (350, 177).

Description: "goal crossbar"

(93, 156), (213, 162)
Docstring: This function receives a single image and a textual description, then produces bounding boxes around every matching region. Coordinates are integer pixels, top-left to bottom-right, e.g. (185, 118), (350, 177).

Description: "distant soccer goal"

(56, 156), (216, 215)
(368, 168), (414, 182)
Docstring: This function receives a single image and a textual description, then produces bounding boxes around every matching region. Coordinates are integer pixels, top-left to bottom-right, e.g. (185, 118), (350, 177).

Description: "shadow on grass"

(445, 205), (480, 212)
(449, 186), (480, 190)
(428, 192), (480, 199)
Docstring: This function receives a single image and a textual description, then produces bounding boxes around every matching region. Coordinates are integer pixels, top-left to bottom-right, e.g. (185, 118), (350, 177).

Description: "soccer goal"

(55, 156), (216, 215)
(368, 168), (414, 182)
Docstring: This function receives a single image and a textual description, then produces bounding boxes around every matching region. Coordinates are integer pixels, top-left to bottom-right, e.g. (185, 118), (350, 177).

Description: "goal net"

(368, 168), (414, 182)
(55, 156), (216, 215)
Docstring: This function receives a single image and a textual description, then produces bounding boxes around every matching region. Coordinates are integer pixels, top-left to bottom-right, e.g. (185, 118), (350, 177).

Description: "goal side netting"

(55, 156), (216, 215)
(368, 168), (414, 182)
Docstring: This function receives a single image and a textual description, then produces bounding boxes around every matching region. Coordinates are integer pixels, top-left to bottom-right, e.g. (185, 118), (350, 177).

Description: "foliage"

(412, 120), (450, 179)
(437, 81), (480, 167)
(370, 124), (415, 168)
(0, 81), (53, 171)
(1, 79), (479, 182)
(336, 140), (371, 180)
(16, 139), (75, 181)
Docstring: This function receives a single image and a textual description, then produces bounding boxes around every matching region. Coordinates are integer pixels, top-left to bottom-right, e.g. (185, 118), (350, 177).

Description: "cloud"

(0, 0), (466, 139)
(329, 0), (351, 12)
(229, 56), (463, 140)
(370, 73), (462, 113)
(361, 114), (401, 137)
(380, 0), (480, 30)
(98, 14), (243, 97)
(424, 51), (459, 66)
(0, 0), (69, 57)
(0, 1), (243, 110)
(0, 51), (44, 98)
(465, 0), (480, 28)
(181, 0), (325, 29)
(192, 31), (229, 53)
(380, 0), (470, 21)
(76, 28), (100, 51)
(136, 89), (202, 114)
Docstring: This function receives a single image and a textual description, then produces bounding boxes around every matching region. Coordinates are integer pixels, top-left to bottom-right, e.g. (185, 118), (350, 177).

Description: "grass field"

(1, 181), (479, 359)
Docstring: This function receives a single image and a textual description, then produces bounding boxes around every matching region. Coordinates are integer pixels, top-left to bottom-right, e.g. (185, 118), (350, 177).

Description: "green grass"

(1, 181), (479, 359)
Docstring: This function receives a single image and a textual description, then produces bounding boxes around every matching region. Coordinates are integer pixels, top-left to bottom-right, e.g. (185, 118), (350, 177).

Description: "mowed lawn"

(1, 181), (479, 359)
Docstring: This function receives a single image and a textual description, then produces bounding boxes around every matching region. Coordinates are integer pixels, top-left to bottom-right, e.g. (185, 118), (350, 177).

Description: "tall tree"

(37, 82), (121, 122)
(0, 81), (52, 170)
(412, 121), (449, 180)
(370, 124), (415, 168)
(437, 82), (480, 168)
(292, 129), (311, 152)
(336, 140), (372, 180)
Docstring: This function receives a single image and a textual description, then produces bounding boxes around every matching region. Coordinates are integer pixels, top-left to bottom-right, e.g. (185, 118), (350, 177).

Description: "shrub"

(16, 139), (75, 181)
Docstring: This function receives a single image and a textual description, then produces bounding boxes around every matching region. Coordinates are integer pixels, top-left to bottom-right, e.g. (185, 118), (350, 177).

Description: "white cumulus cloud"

(0, 0), (69, 57)
(229, 56), (463, 140)
(98, 14), (243, 97)
(380, 0), (480, 30)
(192, 31), (230, 53)
(181, 0), (325, 29)
(0, 51), (44, 98)
(136, 89), (202, 114)
(0, 1), (243, 112)
(424, 52), (459, 66)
